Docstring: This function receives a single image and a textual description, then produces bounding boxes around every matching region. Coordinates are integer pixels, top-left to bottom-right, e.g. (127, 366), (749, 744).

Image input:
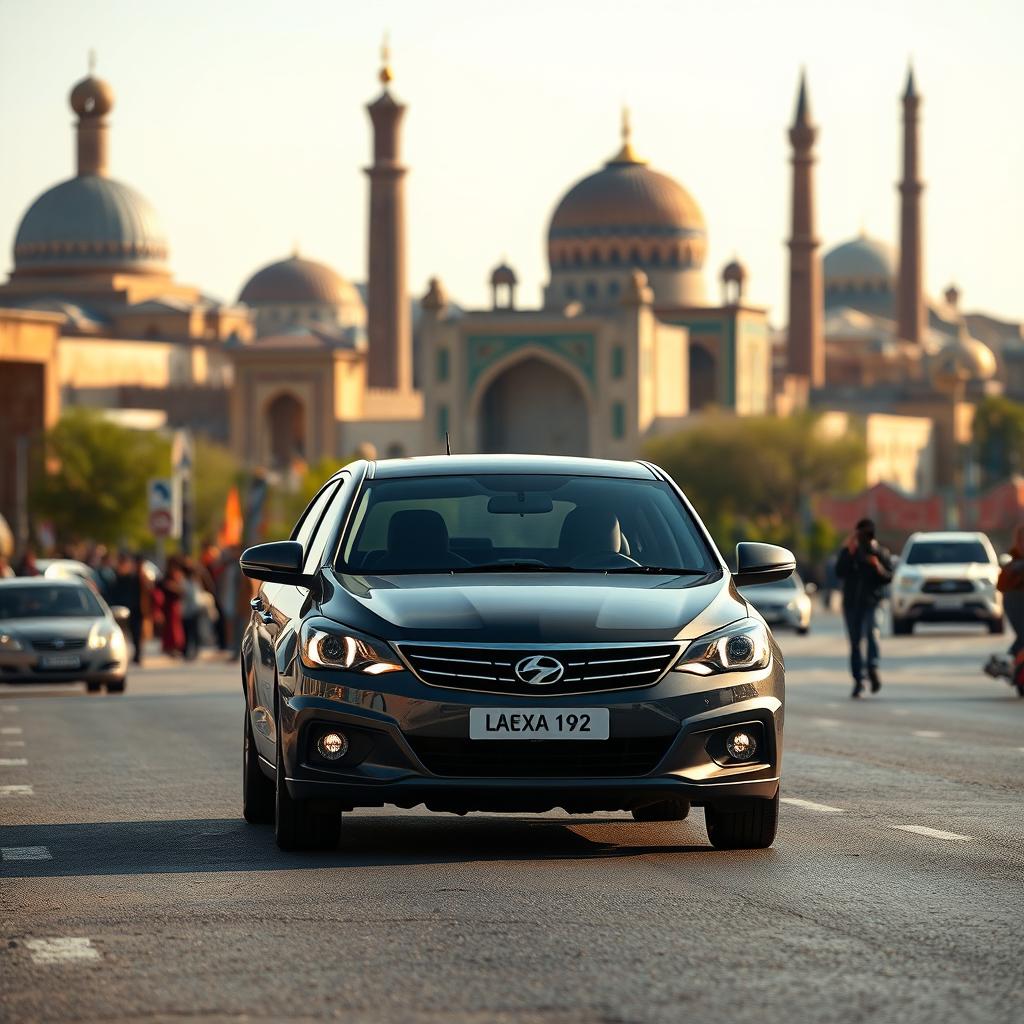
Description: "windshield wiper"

(604, 566), (712, 575)
(450, 562), (578, 573)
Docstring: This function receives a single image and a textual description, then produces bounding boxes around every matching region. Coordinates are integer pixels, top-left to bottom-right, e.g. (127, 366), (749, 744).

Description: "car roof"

(367, 454), (657, 480)
(906, 532), (989, 543)
(0, 576), (89, 587)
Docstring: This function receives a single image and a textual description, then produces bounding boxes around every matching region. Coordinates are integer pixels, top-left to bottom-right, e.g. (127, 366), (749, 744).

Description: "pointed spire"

(792, 67), (812, 127)
(379, 32), (393, 87)
(88, 48), (97, 75)
(903, 61), (917, 100)
(607, 105), (646, 165)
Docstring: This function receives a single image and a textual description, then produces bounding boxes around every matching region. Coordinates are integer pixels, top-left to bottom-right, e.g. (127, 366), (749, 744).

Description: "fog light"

(317, 731), (348, 760)
(725, 729), (757, 761)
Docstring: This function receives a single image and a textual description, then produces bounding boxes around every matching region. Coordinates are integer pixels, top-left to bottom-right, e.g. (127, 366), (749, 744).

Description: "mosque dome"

(13, 176), (169, 275)
(931, 324), (998, 387)
(546, 113), (707, 307)
(239, 255), (362, 308)
(490, 262), (517, 287)
(823, 234), (896, 290)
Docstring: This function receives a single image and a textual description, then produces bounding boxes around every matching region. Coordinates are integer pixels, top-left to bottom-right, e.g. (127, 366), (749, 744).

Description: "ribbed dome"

(549, 161), (705, 240)
(824, 235), (895, 288)
(14, 176), (168, 275)
(932, 326), (998, 386)
(239, 256), (360, 307)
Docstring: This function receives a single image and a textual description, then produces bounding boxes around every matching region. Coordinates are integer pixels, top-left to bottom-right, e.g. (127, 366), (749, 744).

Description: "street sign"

(148, 507), (174, 538)
(147, 478), (173, 513)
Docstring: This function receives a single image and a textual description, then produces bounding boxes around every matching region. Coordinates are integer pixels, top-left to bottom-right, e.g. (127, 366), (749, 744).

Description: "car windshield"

(905, 540), (990, 565)
(0, 584), (103, 620)
(339, 473), (717, 575)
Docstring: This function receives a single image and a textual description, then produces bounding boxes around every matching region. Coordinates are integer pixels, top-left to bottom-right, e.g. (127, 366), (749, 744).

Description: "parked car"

(36, 558), (104, 592)
(891, 531), (1002, 635)
(0, 577), (129, 692)
(739, 570), (813, 634)
(239, 455), (793, 851)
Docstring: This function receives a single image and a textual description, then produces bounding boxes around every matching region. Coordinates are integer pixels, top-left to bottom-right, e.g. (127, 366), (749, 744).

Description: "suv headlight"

(299, 621), (402, 675)
(0, 632), (24, 652)
(896, 575), (919, 592)
(674, 618), (771, 676)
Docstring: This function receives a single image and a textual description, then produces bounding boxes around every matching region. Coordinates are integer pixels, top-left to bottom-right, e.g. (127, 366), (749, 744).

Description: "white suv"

(891, 531), (1002, 635)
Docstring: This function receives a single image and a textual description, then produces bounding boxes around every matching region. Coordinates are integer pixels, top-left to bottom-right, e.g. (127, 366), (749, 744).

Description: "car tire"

(892, 618), (913, 636)
(705, 792), (779, 850)
(86, 681), (102, 694)
(242, 709), (275, 825)
(796, 625), (810, 636)
(988, 617), (1005, 635)
(105, 678), (126, 694)
(274, 732), (341, 851)
(631, 798), (690, 822)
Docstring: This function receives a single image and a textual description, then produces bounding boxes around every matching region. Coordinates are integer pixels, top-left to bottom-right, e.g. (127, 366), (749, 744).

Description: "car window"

(0, 585), (103, 619)
(303, 472), (354, 573)
(339, 473), (716, 574)
(905, 540), (990, 565)
(291, 480), (340, 558)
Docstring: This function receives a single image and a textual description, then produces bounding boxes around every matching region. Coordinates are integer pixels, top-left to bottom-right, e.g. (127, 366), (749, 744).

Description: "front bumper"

(0, 648), (127, 684)
(273, 656), (784, 814)
(892, 589), (1001, 623)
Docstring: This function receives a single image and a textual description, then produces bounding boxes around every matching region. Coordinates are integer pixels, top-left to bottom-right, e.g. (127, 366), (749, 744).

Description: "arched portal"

(265, 392), (306, 470)
(689, 345), (717, 411)
(479, 356), (589, 456)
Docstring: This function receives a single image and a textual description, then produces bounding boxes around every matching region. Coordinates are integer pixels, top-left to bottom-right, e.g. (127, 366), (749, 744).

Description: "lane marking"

(0, 706), (20, 713)
(781, 797), (845, 814)
(891, 824), (970, 842)
(2, 846), (51, 861)
(0, 727), (22, 734)
(2, 741), (25, 748)
(0, 785), (33, 797)
(25, 938), (99, 964)
(812, 718), (841, 728)
(890, 709), (911, 717)
(911, 730), (943, 738)
(0, 758), (28, 766)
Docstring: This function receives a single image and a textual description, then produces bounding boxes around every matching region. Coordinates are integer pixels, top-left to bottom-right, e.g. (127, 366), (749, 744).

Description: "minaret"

(365, 38), (412, 392)
(897, 65), (925, 345)
(70, 51), (114, 177)
(785, 70), (824, 388)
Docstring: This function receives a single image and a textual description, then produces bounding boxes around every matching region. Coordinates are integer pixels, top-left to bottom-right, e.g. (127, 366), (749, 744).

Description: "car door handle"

(250, 597), (274, 625)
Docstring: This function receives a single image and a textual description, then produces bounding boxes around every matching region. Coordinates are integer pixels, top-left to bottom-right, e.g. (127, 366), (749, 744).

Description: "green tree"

(973, 396), (1024, 486)
(644, 412), (865, 560)
(192, 437), (245, 546)
(31, 408), (170, 548)
(264, 456), (352, 539)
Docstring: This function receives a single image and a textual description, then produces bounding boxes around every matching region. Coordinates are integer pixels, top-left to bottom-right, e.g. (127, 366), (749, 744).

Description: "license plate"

(39, 654), (81, 670)
(469, 707), (609, 740)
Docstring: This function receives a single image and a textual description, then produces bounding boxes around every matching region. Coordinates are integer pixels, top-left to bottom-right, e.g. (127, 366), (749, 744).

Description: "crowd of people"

(0, 540), (256, 664)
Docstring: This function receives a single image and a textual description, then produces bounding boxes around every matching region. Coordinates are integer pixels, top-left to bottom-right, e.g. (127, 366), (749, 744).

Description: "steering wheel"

(568, 551), (641, 570)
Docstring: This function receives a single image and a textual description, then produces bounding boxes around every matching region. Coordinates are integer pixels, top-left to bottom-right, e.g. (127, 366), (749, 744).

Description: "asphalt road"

(2, 610), (1022, 1023)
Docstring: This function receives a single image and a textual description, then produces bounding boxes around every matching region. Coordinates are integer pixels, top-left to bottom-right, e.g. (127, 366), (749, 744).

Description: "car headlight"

(87, 623), (111, 649)
(0, 632), (24, 652)
(299, 621), (402, 675)
(674, 618), (771, 676)
(896, 576), (919, 592)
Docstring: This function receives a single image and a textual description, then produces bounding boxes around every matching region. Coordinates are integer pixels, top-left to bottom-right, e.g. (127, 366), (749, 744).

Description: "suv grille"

(31, 638), (87, 651)
(397, 643), (680, 696)
(406, 736), (673, 778)
(921, 579), (973, 594)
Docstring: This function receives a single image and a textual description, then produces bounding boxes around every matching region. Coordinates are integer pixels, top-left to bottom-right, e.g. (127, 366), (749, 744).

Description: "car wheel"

(892, 618), (913, 636)
(242, 709), (275, 825)
(988, 617), (1005, 635)
(797, 625), (810, 636)
(86, 681), (102, 694)
(705, 792), (779, 850)
(631, 798), (690, 822)
(274, 732), (341, 851)
(105, 678), (126, 694)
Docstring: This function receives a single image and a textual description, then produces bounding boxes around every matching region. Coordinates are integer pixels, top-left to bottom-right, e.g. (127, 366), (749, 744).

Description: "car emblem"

(514, 655), (565, 686)
(54, 639), (65, 649)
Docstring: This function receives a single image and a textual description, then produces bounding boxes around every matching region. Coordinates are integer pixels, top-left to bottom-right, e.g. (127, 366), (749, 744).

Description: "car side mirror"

(240, 540), (310, 585)
(804, 581), (818, 596)
(734, 542), (796, 588)
(110, 605), (132, 625)
(999, 552), (1012, 568)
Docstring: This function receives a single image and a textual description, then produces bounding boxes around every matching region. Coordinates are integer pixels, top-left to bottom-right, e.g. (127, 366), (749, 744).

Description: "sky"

(2, 0), (1022, 324)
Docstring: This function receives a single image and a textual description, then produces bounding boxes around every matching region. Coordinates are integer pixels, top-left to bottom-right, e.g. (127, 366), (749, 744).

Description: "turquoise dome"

(13, 176), (168, 275)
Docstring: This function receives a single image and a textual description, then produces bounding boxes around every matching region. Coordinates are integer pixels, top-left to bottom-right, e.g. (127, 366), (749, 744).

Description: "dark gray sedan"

(0, 578), (129, 693)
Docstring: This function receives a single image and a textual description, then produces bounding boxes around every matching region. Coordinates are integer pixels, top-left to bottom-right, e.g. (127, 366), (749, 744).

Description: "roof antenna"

(445, 431), (452, 456)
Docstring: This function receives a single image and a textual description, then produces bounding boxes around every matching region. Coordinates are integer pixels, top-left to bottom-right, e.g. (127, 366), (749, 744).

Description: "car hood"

(1, 617), (99, 640)
(318, 569), (744, 644)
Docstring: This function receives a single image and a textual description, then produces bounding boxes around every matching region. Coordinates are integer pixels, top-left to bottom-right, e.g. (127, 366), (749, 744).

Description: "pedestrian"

(158, 558), (186, 657)
(109, 552), (145, 665)
(835, 518), (894, 698)
(181, 560), (203, 661)
(996, 524), (1024, 694)
(16, 546), (41, 576)
(200, 539), (229, 651)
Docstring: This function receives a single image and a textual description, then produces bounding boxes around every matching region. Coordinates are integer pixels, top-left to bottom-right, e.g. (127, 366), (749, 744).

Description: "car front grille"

(406, 735), (674, 778)
(31, 638), (87, 651)
(396, 643), (681, 696)
(921, 579), (973, 594)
